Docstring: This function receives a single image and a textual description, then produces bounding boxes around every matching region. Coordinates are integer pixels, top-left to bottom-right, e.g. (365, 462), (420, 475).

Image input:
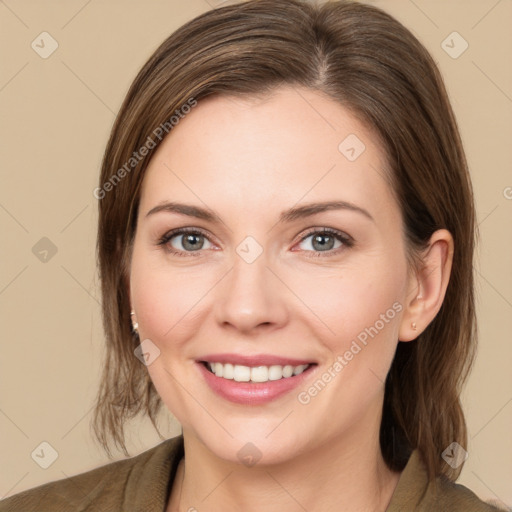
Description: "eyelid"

(294, 227), (354, 258)
(298, 226), (353, 244)
(157, 227), (216, 257)
(157, 226), (354, 257)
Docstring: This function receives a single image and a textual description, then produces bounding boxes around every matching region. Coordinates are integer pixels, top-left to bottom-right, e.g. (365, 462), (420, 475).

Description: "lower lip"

(196, 362), (317, 405)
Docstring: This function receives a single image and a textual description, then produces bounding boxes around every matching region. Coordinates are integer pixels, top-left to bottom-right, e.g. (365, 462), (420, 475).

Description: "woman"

(0, 0), (505, 510)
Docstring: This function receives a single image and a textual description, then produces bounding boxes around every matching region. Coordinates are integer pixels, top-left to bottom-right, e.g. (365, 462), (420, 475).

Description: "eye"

(157, 226), (354, 258)
(158, 228), (213, 257)
(295, 228), (354, 257)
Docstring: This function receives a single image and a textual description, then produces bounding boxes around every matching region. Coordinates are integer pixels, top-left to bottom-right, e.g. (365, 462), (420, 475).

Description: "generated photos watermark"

(297, 301), (403, 405)
(93, 97), (197, 200)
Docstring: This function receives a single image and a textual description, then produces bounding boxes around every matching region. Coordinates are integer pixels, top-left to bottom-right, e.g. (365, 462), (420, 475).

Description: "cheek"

(292, 262), (406, 398)
(131, 271), (186, 343)
(130, 247), (216, 345)
(293, 264), (404, 347)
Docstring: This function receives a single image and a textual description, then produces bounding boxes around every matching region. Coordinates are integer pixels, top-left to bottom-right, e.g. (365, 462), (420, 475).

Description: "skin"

(129, 86), (454, 512)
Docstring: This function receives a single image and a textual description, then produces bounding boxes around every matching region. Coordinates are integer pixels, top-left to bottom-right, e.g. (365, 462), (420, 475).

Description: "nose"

(214, 248), (288, 335)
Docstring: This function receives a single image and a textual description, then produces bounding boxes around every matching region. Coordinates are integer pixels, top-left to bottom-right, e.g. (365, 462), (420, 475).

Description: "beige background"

(1, 0), (511, 507)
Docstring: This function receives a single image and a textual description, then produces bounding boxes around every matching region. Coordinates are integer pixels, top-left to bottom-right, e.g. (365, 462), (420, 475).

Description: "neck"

(168, 410), (401, 512)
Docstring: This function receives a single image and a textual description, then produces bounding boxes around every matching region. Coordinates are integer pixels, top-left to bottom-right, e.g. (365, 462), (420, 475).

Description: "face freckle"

(129, 85), (411, 465)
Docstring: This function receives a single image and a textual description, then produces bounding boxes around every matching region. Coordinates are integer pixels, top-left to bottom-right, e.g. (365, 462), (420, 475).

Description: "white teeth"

(250, 366), (268, 382)
(223, 363), (234, 379)
(268, 365), (283, 380)
(293, 364), (308, 375)
(214, 362), (223, 377)
(205, 362), (311, 382)
(233, 365), (251, 382)
(282, 365), (294, 378)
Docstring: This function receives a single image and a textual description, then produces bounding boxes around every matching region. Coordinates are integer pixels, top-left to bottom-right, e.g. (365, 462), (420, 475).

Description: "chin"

(188, 419), (314, 467)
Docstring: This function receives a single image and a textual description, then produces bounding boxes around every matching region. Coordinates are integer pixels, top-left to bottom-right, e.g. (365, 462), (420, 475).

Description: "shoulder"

(427, 477), (508, 511)
(0, 455), (134, 512)
(388, 450), (509, 512)
(0, 435), (184, 512)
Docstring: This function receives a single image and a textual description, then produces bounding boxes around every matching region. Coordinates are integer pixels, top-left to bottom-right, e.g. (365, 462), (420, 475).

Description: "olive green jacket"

(0, 435), (506, 511)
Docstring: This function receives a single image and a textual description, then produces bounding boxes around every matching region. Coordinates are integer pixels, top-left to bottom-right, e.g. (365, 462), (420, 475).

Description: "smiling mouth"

(201, 361), (316, 383)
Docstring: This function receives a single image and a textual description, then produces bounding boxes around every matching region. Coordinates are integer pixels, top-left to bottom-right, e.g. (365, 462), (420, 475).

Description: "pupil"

(313, 234), (333, 251)
(184, 234), (202, 251)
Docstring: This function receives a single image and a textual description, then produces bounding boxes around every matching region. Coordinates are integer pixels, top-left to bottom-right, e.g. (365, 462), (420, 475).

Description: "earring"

(130, 310), (139, 334)
(411, 322), (417, 330)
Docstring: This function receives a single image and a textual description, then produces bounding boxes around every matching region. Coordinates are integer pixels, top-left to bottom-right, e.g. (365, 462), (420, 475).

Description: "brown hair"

(92, 0), (477, 483)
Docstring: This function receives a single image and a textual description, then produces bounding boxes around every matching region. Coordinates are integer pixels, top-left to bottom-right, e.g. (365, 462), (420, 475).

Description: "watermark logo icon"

(31, 441), (59, 469)
(442, 442), (468, 469)
(31, 32), (59, 59)
(338, 134), (366, 161)
(237, 442), (262, 467)
(134, 339), (161, 366)
(32, 237), (58, 263)
(441, 32), (468, 59)
(236, 236), (263, 264)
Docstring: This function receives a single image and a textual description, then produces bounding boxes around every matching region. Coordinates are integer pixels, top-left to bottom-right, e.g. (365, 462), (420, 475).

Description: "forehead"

(139, 86), (396, 222)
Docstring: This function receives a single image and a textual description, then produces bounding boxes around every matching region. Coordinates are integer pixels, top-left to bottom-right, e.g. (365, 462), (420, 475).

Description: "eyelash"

(157, 227), (354, 258)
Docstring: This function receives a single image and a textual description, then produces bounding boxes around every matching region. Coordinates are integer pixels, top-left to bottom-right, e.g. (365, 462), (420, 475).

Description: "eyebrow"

(145, 200), (374, 224)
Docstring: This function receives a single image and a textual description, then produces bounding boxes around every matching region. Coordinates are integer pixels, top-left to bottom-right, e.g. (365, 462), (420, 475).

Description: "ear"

(398, 228), (454, 342)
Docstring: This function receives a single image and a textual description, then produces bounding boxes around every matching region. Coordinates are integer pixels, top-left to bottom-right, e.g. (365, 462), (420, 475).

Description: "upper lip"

(198, 353), (316, 367)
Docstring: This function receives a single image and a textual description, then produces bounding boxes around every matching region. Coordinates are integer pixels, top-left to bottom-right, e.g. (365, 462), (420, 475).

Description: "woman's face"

(130, 86), (416, 464)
